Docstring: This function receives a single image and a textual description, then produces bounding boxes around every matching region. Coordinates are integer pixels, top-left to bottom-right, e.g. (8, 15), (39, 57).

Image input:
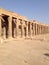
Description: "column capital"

(8, 16), (12, 22)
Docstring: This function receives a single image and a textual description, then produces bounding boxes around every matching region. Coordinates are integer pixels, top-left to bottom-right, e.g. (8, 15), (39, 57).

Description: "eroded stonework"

(0, 8), (49, 40)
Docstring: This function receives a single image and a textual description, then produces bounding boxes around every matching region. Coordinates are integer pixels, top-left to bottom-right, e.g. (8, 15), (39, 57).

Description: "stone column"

(16, 18), (19, 38)
(40, 25), (41, 34)
(35, 23), (36, 35)
(13, 18), (16, 38)
(45, 26), (46, 33)
(41, 26), (42, 34)
(26, 21), (28, 38)
(47, 27), (48, 33)
(39, 25), (40, 34)
(0, 16), (2, 38)
(46, 26), (47, 33)
(36, 24), (38, 35)
(0, 15), (6, 40)
(8, 16), (12, 38)
(46, 27), (47, 33)
(37, 24), (39, 34)
(48, 27), (49, 33)
(41, 25), (43, 34)
(30, 22), (32, 38)
(43, 26), (44, 34)
(41, 25), (42, 34)
(21, 20), (24, 38)
(38, 25), (39, 34)
(3, 27), (6, 39)
(33, 23), (35, 35)
(44, 26), (45, 34)
(45, 26), (46, 34)
(42, 25), (43, 34)
(38, 25), (40, 35)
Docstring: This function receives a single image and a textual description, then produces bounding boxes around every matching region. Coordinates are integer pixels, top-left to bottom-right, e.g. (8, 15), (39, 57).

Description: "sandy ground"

(0, 34), (49, 65)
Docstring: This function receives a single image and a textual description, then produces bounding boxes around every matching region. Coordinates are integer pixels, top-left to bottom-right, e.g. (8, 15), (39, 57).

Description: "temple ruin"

(0, 8), (49, 40)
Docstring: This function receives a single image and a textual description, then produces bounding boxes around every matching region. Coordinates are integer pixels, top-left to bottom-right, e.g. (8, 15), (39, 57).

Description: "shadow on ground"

(44, 53), (49, 57)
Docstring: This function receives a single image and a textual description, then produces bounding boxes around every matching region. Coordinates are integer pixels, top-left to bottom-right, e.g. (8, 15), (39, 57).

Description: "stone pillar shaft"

(13, 18), (16, 38)
(41, 26), (42, 34)
(34, 23), (36, 35)
(0, 16), (2, 38)
(16, 18), (19, 37)
(40, 25), (41, 34)
(33, 23), (35, 35)
(37, 24), (38, 35)
(38, 25), (40, 34)
(3, 27), (6, 39)
(21, 20), (24, 37)
(8, 16), (12, 38)
(26, 21), (28, 37)
(30, 22), (32, 38)
(35, 24), (37, 35)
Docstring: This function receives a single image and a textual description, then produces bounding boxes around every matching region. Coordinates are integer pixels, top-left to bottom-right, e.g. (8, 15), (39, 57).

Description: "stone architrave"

(8, 16), (12, 38)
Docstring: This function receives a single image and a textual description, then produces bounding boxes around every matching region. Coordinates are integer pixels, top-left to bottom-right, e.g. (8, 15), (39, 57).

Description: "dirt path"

(0, 34), (49, 65)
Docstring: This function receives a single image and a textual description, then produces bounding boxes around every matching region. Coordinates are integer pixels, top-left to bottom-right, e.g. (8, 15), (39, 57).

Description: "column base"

(25, 36), (30, 39)
(0, 37), (6, 44)
(0, 38), (3, 44)
(8, 37), (13, 41)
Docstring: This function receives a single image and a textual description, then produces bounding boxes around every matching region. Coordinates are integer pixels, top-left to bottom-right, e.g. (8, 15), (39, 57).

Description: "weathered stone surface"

(0, 8), (49, 40)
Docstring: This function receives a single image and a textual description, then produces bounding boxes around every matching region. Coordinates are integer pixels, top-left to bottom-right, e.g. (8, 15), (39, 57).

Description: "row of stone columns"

(0, 15), (49, 39)
(8, 17), (49, 38)
(8, 17), (19, 38)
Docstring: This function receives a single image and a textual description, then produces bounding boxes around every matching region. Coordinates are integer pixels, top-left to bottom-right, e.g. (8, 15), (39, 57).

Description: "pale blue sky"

(0, 0), (49, 24)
